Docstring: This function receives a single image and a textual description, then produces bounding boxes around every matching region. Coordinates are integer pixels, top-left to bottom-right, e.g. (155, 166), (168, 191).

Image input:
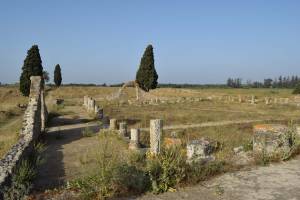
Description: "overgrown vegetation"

(1, 143), (46, 199)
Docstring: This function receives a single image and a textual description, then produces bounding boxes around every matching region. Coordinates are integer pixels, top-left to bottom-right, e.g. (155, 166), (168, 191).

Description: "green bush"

(69, 133), (148, 199)
(146, 147), (187, 193)
(82, 127), (95, 137)
(186, 161), (225, 184)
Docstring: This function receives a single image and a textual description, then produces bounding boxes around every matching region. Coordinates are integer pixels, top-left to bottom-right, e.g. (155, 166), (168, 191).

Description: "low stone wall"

(0, 76), (47, 195)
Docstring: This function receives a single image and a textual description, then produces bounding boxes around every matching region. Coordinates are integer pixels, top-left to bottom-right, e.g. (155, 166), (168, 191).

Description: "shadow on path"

(33, 116), (100, 192)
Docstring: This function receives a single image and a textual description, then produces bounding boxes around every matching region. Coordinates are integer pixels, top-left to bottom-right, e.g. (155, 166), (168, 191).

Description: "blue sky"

(0, 0), (300, 84)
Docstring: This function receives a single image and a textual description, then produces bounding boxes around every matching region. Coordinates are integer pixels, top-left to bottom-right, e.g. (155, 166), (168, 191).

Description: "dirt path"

(140, 118), (281, 131)
(131, 156), (300, 200)
(33, 106), (101, 191)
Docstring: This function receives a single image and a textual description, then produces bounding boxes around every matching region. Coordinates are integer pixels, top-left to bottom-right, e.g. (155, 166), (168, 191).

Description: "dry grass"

(0, 86), (27, 157)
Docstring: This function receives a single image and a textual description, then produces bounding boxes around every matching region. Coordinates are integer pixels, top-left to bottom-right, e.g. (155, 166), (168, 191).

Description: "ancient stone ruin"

(83, 96), (103, 119)
(253, 124), (291, 155)
(0, 76), (48, 197)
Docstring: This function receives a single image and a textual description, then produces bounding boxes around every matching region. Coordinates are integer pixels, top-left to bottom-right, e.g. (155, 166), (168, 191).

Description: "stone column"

(110, 118), (117, 130)
(88, 99), (95, 112)
(129, 128), (140, 150)
(150, 119), (163, 154)
(251, 95), (255, 104)
(119, 122), (127, 137)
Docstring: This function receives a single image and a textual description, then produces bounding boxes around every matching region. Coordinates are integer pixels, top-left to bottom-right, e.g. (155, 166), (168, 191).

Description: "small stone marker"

(129, 128), (140, 150)
(150, 119), (163, 154)
(187, 139), (214, 163)
(110, 118), (117, 130)
(119, 122), (127, 137)
(253, 124), (290, 155)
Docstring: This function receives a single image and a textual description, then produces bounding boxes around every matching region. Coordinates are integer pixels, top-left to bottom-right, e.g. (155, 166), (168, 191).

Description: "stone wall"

(0, 76), (47, 194)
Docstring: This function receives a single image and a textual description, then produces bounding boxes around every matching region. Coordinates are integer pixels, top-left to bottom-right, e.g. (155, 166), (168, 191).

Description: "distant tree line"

(227, 75), (300, 89)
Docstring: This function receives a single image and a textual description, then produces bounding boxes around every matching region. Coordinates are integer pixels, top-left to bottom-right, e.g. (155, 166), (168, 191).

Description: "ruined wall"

(0, 76), (47, 192)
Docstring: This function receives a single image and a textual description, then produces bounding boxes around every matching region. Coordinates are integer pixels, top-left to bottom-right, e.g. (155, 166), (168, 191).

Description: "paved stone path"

(131, 156), (300, 200)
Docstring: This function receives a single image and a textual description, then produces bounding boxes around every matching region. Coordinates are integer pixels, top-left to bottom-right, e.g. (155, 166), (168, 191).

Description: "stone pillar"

(238, 95), (242, 103)
(110, 118), (117, 130)
(119, 122), (127, 137)
(150, 119), (163, 154)
(251, 95), (255, 104)
(129, 128), (140, 150)
(83, 96), (88, 108)
(88, 99), (95, 112)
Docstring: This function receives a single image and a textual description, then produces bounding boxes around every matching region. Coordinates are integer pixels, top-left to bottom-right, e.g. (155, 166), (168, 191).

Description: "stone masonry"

(0, 76), (47, 197)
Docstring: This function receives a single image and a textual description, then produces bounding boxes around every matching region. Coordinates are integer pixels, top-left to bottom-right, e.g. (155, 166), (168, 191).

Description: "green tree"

(19, 45), (43, 96)
(43, 70), (50, 83)
(54, 64), (62, 87)
(136, 44), (158, 92)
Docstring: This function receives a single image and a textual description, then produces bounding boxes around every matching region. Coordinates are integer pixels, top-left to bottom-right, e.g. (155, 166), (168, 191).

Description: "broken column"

(119, 122), (127, 137)
(110, 118), (117, 130)
(251, 95), (255, 104)
(150, 119), (163, 154)
(129, 128), (140, 150)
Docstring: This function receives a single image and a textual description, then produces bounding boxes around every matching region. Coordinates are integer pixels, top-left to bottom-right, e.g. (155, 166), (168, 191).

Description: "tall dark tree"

(19, 45), (43, 96)
(54, 64), (62, 87)
(136, 44), (158, 92)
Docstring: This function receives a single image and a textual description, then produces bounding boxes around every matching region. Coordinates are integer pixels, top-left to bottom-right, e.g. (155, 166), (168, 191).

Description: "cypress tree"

(136, 44), (158, 92)
(19, 45), (43, 96)
(54, 64), (62, 87)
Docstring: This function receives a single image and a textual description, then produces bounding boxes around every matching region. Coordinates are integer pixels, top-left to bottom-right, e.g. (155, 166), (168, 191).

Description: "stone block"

(129, 129), (141, 150)
(119, 122), (127, 137)
(187, 139), (214, 163)
(253, 124), (290, 155)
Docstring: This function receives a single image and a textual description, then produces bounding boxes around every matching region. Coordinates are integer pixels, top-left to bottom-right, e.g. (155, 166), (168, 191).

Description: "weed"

(82, 127), (95, 137)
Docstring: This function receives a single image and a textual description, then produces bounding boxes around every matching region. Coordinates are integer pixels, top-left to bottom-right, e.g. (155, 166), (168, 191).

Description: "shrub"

(69, 133), (148, 199)
(82, 127), (95, 137)
(186, 161), (225, 184)
(146, 147), (187, 193)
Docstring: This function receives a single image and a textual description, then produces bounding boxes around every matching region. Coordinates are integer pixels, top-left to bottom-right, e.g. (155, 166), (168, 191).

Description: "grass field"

(47, 86), (299, 128)
(0, 86), (27, 157)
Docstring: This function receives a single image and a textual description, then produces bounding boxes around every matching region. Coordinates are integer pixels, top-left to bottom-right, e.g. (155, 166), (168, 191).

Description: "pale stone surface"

(150, 119), (163, 154)
(187, 139), (214, 163)
(0, 76), (47, 196)
(110, 118), (117, 130)
(129, 128), (140, 150)
(119, 122), (127, 137)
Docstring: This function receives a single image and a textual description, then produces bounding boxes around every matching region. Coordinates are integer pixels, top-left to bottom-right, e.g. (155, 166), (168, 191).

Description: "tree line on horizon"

(227, 76), (300, 89)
